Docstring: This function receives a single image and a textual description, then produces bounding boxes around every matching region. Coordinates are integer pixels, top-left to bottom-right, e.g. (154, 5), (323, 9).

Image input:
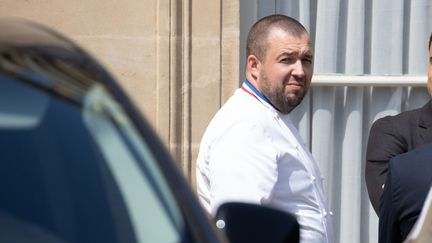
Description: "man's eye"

(302, 58), (313, 64)
(280, 57), (295, 64)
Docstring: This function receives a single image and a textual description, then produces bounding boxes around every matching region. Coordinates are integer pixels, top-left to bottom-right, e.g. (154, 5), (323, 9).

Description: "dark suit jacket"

(378, 143), (432, 243)
(366, 99), (432, 214)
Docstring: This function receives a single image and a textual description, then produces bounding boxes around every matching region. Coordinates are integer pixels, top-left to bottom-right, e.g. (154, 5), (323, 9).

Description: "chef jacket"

(196, 80), (333, 243)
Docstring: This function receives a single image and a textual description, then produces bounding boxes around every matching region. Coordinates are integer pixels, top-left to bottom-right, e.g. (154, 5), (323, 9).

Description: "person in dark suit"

(378, 143), (432, 243)
(365, 33), (432, 214)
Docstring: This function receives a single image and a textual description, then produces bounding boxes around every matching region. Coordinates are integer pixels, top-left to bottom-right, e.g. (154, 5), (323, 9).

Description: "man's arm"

(379, 163), (401, 243)
(366, 117), (406, 214)
(208, 121), (278, 215)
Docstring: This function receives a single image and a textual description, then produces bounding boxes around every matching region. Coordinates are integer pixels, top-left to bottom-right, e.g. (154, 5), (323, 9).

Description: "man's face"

(256, 28), (313, 114)
(428, 44), (432, 96)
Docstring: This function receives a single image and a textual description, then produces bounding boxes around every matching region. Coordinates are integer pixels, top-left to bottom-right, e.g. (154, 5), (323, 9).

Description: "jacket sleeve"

(366, 117), (406, 214)
(379, 162), (401, 243)
(207, 121), (278, 215)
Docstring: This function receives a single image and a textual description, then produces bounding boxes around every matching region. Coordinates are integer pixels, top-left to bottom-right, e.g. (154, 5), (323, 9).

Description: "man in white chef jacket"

(196, 14), (333, 243)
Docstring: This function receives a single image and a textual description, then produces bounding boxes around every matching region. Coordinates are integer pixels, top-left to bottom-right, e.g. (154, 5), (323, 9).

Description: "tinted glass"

(0, 75), (190, 243)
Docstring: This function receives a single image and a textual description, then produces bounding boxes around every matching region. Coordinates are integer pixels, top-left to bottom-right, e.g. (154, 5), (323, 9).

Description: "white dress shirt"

(196, 81), (333, 243)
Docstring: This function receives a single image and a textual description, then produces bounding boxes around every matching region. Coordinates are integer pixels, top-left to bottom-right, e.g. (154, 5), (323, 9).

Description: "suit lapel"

(418, 99), (432, 143)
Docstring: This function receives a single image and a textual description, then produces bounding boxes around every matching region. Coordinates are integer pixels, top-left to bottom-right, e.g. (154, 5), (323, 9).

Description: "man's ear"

(246, 54), (261, 80)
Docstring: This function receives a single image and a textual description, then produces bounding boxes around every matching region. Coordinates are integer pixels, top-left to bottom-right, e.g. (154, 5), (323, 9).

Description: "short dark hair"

(429, 33), (432, 50)
(246, 14), (308, 60)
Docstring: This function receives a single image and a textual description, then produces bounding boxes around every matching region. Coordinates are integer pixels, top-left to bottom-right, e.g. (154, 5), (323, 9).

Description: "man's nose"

(291, 60), (305, 77)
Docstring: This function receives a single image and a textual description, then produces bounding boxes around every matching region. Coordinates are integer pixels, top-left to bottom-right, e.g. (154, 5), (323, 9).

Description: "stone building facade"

(0, 0), (240, 185)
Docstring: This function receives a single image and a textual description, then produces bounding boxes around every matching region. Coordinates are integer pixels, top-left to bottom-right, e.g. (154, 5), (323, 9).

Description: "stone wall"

(0, 0), (240, 184)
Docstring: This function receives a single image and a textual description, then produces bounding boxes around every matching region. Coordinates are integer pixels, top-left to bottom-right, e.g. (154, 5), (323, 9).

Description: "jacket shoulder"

(373, 108), (422, 127)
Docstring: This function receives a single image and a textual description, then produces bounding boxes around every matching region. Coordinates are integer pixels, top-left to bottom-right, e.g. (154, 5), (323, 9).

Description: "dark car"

(0, 18), (299, 243)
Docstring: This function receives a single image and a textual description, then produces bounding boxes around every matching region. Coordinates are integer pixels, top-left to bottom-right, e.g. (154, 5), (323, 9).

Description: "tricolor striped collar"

(241, 80), (275, 110)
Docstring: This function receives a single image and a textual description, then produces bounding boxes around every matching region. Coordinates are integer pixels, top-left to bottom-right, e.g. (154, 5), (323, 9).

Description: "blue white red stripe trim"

(241, 80), (273, 110)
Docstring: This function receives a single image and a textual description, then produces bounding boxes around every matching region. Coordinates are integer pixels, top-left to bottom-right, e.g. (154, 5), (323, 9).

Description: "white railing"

(312, 75), (427, 87)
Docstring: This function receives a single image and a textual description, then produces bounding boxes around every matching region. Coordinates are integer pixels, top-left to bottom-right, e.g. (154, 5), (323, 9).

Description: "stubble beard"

(259, 76), (307, 114)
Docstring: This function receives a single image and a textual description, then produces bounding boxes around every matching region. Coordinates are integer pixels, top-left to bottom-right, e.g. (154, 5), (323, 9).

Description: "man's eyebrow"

(277, 52), (313, 59)
(304, 53), (314, 59)
(276, 51), (296, 59)
(276, 51), (313, 60)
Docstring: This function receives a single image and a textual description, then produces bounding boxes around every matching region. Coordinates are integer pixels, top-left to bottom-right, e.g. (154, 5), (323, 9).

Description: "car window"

(83, 85), (184, 242)
(0, 75), (190, 243)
